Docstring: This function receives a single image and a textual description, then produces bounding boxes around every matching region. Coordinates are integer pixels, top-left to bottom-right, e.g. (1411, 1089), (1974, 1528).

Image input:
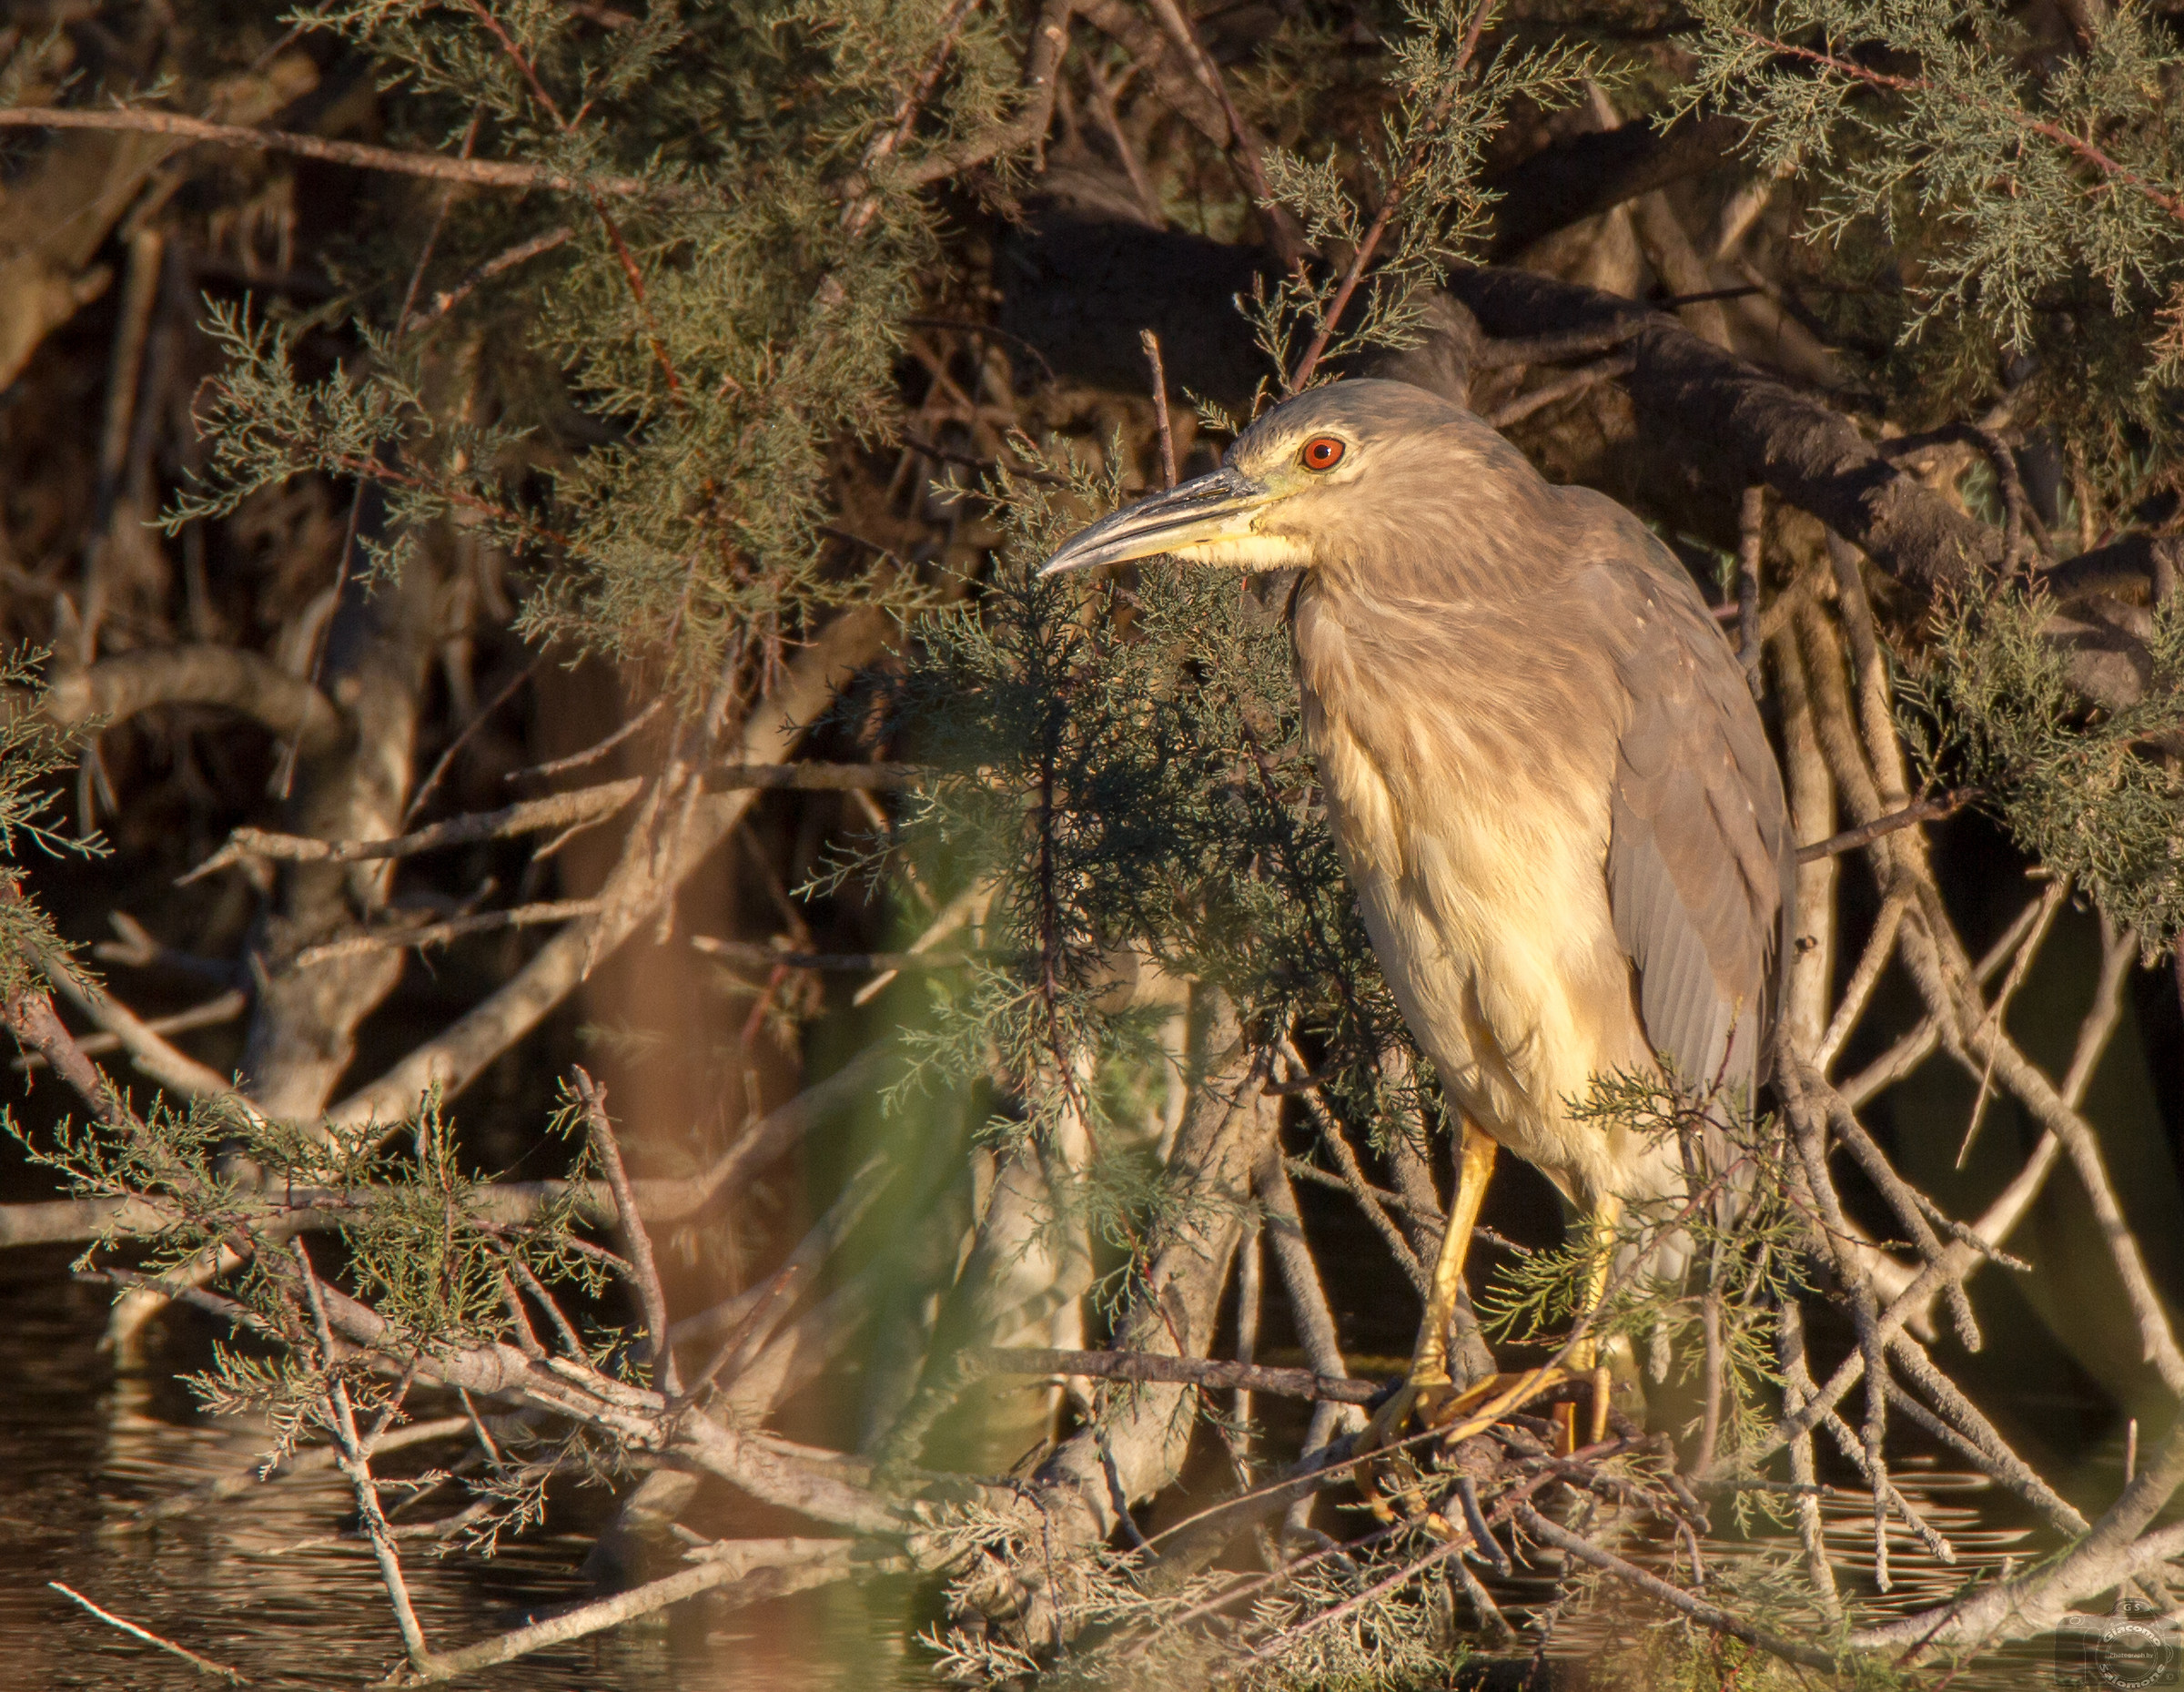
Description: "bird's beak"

(1038, 465), (1279, 576)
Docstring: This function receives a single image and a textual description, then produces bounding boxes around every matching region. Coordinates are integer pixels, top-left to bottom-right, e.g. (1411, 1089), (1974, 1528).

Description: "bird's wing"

(1583, 539), (1792, 1103)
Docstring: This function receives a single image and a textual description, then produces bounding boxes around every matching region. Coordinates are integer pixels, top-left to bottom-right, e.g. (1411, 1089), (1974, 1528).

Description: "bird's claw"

(1352, 1365), (1613, 1525)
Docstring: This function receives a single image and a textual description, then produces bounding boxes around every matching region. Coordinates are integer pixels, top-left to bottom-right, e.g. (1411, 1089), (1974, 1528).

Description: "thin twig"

(48, 1583), (245, 1682)
(972, 1345), (1381, 1403)
(571, 1067), (681, 1394)
(1796, 788), (1975, 863)
(291, 1240), (431, 1668)
(1485, 352), (1636, 429)
(13, 989), (247, 1069)
(691, 935), (976, 974)
(707, 762), (927, 790)
(295, 899), (605, 967)
(1285, 0), (1492, 389)
(188, 780), (642, 880)
(1141, 329), (1178, 488)
(1516, 1507), (1844, 1673)
(1736, 485), (1764, 695)
(0, 106), (649, 194)
(506, 696), (666, 781)
(401, 655), (544, 826)
(401, 228), (575, 336)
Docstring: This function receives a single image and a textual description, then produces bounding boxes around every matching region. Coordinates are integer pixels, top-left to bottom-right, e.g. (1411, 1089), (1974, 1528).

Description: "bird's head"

(1038, 379), (1476, 580)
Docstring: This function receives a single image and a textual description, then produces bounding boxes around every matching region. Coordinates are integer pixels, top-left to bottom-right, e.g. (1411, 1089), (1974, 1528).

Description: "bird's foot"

(1352, 1364), (1617, 1525)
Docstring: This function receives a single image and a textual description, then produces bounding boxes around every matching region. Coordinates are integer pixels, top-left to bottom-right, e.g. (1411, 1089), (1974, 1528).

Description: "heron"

(1040, 378), (1793, 1463)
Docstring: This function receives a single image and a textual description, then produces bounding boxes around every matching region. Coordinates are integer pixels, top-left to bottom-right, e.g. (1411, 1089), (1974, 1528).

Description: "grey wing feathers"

(1594, 539), (1792, 1108)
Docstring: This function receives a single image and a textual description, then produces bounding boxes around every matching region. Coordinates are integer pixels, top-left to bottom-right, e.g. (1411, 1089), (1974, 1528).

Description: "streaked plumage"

(1042, 377), (1793, 1423)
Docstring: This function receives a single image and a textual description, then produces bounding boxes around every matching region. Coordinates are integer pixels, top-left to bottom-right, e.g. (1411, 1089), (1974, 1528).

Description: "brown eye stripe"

(1301, 436), (1345, 471)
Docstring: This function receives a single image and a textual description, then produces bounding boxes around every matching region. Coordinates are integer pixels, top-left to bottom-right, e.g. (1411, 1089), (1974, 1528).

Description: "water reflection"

(0, 1251), (922, 1690)
(0, 1248), (2137, 1690)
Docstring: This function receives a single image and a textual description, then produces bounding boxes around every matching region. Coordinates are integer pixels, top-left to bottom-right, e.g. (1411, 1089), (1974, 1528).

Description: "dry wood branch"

(0, 1042), (883, 1251)
(2, 961), (136, 1131)
(854, 877), (994, 1007)
(0, 106), (651, 195)
(292, 1241), (430, 1668)
(1850, 1426), (2184, 1656)
(325, 609), (885, 1135)
(1139, 0), (1309, 275)
(131, 1416), (473, 1524)
(571, 1067), (679, 1395)
(48, 1582), (244, 1682)
(1077, 0), (1228, 147)
(1890, 871), (2184, 1394)
(1141, 329), (1178, 487)
(36, 953), (248, 1105)
(708, 761), (926, 790)
(1798, 1056), (1981, 1348)
(843, 0), (983, 236)
(970, 1345), (1381, 1403)
(41, 646), (343, 755)
(672, 1147), (897, 1369)
(295, 900), (604, 968)
(15, 989), (247, 1069)
(390, 1538), (897, 1682)
(692, 935), (974, 974)
(1278, 1045), (1428, 1298)
(1483, 352), (1635, 430)
(1815, 893), (1906, 1073)
(293, 1272), (903, 1536)
(1839, 877), (2062, 1109)
(1795, 787), (1974, 863)
(186, 780), (642, 881)
(0, 1193), (181, 1248)
(905, 0), (1077, 187)
(1735, 485), (1764, 692)
(400, 228), (575, 335)
(507, 696), (665, 781)
(1515, 1507), (1843, 1672)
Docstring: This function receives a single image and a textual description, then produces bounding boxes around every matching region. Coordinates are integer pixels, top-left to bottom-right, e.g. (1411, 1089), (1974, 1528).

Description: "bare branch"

(48, 1582), (244, 1683)
(0, 105), (652, 195)
(36, 952), (248, 1105)
(324, 609), (885, 1134)
(294, 900), (604, 968)
(707, 762), (927, 790)
(401, 228), (575, 335)
(41, 646), (343, 755)
(1484, 352), (1636, 430)
(570, 1067), (680, 1395)
(1516, 1507), (1843, 1673)
(185, 780), (643, 881)
(396, 1538), (897, 1681)
(904, 0), (1077, 187)
(969, 1345), (1380, 1404)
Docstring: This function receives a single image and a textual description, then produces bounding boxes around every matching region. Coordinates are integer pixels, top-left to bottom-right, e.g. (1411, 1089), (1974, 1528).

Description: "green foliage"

(833, 442), (1428, 1310)
(169, 0), (1032, 697)
(1674, 0), (2184, 519)
(1675, 0), (2184, 350)
(1479, 1069), (1812, 1524)
(1911, 582), (2184, 953)
(0, 649), (102, 1006)
(6, 1082), (627, 1442)
(1250, 0), (1596, 393)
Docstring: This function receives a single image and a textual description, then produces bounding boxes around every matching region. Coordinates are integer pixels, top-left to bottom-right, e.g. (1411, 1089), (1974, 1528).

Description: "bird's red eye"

(1300, 436), (1346, 471)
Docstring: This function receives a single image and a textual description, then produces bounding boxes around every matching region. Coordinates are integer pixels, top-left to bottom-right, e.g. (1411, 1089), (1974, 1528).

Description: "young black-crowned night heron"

(1041, 378), (1793, 1463)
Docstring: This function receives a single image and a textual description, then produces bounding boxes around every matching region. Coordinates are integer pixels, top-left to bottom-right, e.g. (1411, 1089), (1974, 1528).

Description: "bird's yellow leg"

(1410, 1119), (1499, 1393)
(1568, 1192), (1621, 1451)
(1354, 1121), (1495, 1521)
(1355, 1120), (1498, 1518)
